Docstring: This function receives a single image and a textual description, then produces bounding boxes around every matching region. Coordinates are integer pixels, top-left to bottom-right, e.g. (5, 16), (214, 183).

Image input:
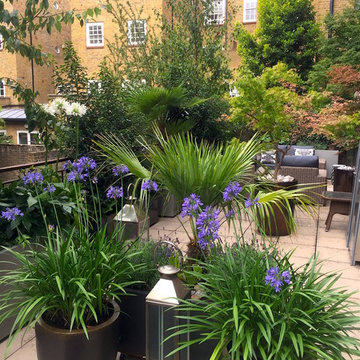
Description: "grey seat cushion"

(282, 155), (319, 168)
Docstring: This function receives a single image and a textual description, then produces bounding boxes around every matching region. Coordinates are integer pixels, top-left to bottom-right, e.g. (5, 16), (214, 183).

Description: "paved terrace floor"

(1, 200), (360, 359)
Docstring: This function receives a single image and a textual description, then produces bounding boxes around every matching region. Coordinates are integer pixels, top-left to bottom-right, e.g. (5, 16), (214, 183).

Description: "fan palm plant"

(95, 128), (316, 238)
(127, 85), (208, 136)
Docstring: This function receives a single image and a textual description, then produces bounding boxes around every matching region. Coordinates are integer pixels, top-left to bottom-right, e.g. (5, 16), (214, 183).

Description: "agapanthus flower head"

(265, 266), (291, 292)
(106, 186), (124, 199)
(65, 157), (97, 183)
(225, 209), (236, 219)
(223, 182), (243, 202)
(245, 196), (261, 209)
(1, 207), (24, 222)
(42, 103), (56, 116)
(48, 224), (55, 232)
(65, 102), (87, 117)
(113, 164), (129, 176)
(141, 180), (158, 192)
(23, 170), (44, 185)
(50, 98), (71, 115)
(181, 194), (203, 218)
(196, 206), (220, 250)
(43, 184), (56, 193)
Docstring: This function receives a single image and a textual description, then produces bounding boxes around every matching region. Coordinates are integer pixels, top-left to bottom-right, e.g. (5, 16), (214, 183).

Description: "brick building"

(0, 0), (353, 143)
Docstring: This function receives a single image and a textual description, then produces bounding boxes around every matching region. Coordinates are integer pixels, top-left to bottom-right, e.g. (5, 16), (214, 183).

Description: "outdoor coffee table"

(323, 191), (353, 232)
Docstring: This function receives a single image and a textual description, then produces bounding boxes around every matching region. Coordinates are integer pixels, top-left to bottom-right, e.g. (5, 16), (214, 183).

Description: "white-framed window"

(88, 80), (102, 94)
(0, 34), (3, 51)
(0, 80), (5, 97)
(207, 0), (226, 25)
(0, 130), (6, 135)
(127, 20), (147, 46)
(243, 0), (257, 22)
(17, 131), (39, 145)
(86, 22), (104, 48)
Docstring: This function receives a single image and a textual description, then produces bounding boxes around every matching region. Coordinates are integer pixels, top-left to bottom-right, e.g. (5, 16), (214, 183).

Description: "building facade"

(0, 0), (353, 143)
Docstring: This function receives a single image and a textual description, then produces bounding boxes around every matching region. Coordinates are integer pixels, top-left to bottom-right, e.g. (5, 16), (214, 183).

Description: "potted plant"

(0, 158), (141, 360)
(170, 242), (360, 359)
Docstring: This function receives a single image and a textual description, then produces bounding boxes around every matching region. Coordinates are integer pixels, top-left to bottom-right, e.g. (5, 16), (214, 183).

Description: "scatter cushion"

(294, 148), (315, 156)
(260, 151), (276, 164)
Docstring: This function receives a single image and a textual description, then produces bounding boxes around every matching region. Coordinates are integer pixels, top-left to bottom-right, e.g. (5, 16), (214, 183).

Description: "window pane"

(30, 133), (39, 145)
(18, 133), (28, 145)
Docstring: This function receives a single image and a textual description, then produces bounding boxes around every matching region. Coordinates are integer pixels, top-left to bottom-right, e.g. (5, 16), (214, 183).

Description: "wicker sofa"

(260, 146), (327, 204)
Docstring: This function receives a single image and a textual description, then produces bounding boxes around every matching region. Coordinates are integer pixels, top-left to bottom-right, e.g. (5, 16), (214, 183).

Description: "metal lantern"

(146, 242), (190, 360)
(113, 196), (149, 240)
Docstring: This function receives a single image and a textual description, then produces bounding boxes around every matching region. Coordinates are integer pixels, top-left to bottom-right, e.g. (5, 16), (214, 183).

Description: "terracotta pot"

(35, 300), (120, 360)
(258, 179), (298, 237)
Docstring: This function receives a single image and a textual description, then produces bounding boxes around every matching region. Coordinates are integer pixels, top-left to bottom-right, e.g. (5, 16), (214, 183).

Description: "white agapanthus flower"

(41, 103), (56, 116)
(67, 102), (87, 117)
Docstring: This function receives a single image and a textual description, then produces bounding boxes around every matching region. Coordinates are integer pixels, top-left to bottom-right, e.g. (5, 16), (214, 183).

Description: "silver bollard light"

(146, 259), (190, 360)
(113, 196), (149, 240)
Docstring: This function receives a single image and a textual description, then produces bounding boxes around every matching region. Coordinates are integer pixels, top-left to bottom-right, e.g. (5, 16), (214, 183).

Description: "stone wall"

(0, 144), (59, 183)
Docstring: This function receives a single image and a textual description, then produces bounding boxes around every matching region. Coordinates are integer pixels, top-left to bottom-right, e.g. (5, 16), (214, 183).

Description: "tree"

(105, 0), (236, 142)
(0, 0), (100, 65)
(235, 0), (320, 79)
(308, 6), (360, 93)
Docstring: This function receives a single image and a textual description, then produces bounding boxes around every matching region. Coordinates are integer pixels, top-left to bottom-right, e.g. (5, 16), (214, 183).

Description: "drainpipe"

(29, 31), (35, 94)
(328, 0), (335, 38)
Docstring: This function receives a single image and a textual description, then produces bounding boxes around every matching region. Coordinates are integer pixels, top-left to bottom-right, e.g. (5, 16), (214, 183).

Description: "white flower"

(42, 103), (56, 116)
(68, 102), (87, 117)
(51, 98), (70, 115)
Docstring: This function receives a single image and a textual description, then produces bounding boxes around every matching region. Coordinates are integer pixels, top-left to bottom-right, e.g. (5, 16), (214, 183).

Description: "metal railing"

(0, 157), (70, 185)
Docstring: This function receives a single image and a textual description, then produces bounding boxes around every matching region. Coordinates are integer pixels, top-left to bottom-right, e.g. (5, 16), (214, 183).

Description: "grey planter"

(0, 244), (26, 341)
(158, 192), (181, 218)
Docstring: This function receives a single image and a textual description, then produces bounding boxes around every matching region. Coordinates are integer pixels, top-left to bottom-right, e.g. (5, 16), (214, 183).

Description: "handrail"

(0, 158), (69, 173)
(0, 157), (70, 185)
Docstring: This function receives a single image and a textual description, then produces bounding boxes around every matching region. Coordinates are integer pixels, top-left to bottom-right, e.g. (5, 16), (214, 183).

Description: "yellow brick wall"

(70, 0), (164, 77)
(0, 0), (355, 105)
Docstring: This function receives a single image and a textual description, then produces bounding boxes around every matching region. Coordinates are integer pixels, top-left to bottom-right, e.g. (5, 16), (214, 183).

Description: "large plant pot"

(158, 191), (181, 217)
(117, 288), (148, 358)
(35, 300), (120, 360)
(0, 244), (27, 341)
(258, 180), (298, 237)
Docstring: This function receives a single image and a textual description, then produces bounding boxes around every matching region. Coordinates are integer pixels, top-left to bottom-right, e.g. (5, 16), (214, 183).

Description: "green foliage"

(0, 167), (78, 246)
(0, 223), (137, 353)
(0, 0), (101, 65)
(235, 0), (320, 79)
(53, 41), (89, 103)
(231, 64), (303, 177)
(127, 85), (208, 136)
(308, 7), (360, 91)
(170, 244), (360, 359)
(142, 131), (262, 207)
(105, 0), (235, 142)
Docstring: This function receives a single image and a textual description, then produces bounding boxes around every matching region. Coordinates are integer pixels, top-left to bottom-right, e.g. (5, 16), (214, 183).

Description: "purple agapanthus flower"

(196, 206), (220, 250)
(106, 186), (123, 199)
(225, 209), (236, 219)
(245, 196), (261, 209)
(181, 194), (203, 218)
(23, 170), (44, 185)
(64, 157), (97, 183)
(1, 207), (24, 222)
(265, 266), (291, 292)
(223, 182), (243, 202)
(43, 184), (56, 193)
(113, 165), (129, 176)
(141, 180), (158, 192)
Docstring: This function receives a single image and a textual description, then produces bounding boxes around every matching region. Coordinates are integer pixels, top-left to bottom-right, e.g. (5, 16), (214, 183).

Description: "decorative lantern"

(146, 242), (190, 360)
(113, 196), (149, 240)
